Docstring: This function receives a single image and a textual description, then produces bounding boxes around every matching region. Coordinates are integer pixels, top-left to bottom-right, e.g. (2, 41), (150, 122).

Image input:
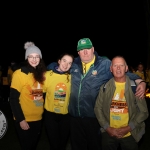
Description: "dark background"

(1, 1), (149, 69)
(1, 1), (150, 149)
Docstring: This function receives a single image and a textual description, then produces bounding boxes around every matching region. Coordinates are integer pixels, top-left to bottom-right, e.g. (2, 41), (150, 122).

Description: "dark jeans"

(70, 116), (101, 150)
(101, 132), (138, 150)
(44, 110), (70, 150)
(14, 120), (42, 150)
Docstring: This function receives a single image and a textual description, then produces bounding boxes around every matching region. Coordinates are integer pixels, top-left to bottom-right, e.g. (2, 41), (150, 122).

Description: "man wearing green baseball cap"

(68, 38), (146, 150)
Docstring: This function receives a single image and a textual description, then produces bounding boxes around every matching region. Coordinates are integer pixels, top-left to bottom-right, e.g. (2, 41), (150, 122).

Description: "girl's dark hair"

(26, 59), (47, 84)
(57, 53), (74, 62)
(57, 53), (74, 70)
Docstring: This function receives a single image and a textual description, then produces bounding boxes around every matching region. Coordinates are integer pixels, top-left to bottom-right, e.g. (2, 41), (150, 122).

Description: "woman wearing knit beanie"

(9, 41), (47, 150)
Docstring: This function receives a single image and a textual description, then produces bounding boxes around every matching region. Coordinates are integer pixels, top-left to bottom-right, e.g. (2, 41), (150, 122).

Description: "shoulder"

(97, 56), (111, 64)
(94, 52), (111, 67)
(101, 78), (114, 90)
(47, 62), (57, 70)
(12, 68), (27, 81)
(45, 70), (53, 76)
(13, 69), (21, 75)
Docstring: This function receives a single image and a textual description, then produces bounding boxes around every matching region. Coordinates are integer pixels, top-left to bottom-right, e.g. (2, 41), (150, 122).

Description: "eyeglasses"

(28, 56), (40, 59)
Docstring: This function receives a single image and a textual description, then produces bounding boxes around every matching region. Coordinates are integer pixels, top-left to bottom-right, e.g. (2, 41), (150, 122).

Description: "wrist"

(138, 80), (146, 85)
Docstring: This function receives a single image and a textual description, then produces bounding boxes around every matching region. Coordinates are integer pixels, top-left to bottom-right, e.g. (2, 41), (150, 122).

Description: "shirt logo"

(74, 69), (78, 72)
(81, 40), (86, 44)
(92, 70), (97, 75)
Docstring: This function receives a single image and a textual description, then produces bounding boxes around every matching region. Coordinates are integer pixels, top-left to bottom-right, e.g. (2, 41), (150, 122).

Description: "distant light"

(146, 93), (150, 98)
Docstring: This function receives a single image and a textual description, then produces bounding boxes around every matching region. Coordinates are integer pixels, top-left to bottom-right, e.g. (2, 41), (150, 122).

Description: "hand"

(106, 126), (131, 139)
(117, 126), (131, 138)
(135, 81), (146, 99)
(20, 120), (30, 130)
(106, 127), (120, 137)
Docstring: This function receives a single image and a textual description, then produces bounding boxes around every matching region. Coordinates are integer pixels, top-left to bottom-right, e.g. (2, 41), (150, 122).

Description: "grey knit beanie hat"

(24, 42), (42, 59)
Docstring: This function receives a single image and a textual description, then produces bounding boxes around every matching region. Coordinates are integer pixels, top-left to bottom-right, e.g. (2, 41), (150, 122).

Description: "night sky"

(1, 1), (148, 69)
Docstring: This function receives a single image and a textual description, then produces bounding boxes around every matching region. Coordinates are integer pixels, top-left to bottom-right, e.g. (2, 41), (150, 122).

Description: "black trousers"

(44, 110), (70, 150)
(101, 132), (138, 150)
(14, 120), (42, 150)
(70, 116), (101, 150)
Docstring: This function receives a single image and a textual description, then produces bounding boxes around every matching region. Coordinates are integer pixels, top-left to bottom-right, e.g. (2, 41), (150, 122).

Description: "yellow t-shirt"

(110, 82), (131, 137)
(146, 70), (150, 86)
(82, 55), (95, 74)
(43, 70), (71, 114)
(11, 69), (44, 121)
(135, 71), (145, 80)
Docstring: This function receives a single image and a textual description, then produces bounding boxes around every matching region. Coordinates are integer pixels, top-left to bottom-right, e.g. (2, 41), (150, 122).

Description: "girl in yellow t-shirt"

(44, 53), (74, 150)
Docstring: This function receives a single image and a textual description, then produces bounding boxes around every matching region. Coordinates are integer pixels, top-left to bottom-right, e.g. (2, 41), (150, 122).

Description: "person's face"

(58, 55), (73, 72)
(27, 53), (40, 68)
(138, 64), (144, 72)
(78, 47), (94, 63)
(110, 57), (128, 80)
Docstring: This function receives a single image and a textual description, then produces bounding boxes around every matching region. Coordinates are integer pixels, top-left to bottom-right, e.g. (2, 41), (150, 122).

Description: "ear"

(92, 47), (94, 52)
(58, 59), (60, 65)
(125, 65), (128, 72)
(110, 66), (112, 72)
